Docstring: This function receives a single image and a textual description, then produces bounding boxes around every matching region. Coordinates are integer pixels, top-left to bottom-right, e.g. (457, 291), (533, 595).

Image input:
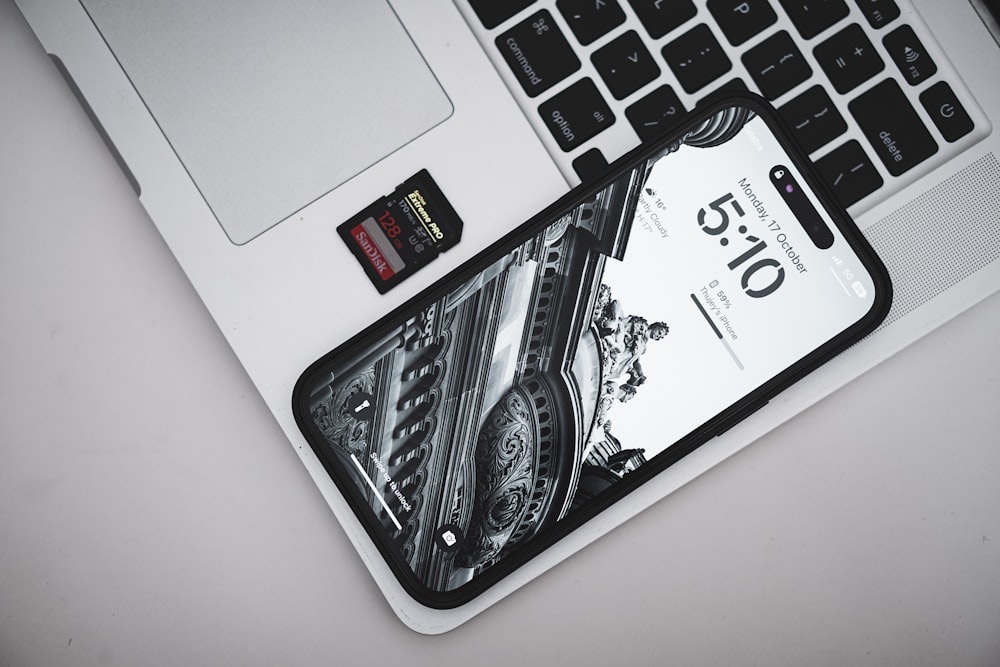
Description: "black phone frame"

(291, 93), (893, 609)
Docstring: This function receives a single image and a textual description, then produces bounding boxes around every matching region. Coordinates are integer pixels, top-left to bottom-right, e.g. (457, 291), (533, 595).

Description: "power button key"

(919, 81), (974, 143)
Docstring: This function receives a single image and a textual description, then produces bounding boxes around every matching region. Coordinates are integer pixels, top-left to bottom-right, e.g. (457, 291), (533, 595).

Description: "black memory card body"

(338, 169), (463, 293)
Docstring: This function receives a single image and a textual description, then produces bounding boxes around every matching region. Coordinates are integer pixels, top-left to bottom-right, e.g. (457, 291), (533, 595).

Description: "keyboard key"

(710, 78), (750, 94)
(626, 84), (686, 142)
(742, 31), (812, 100)
(698, 78), (749, 105)
(779, 85), (847, 153)
(852, 0), (900, 29)
(849, 78), (937, 176)
(592, 30), (661, 100)
(627, 0), (698, 39)
(556, 0), (626, 45)
(573, 148), (609, 181)
(815, 140), (883, 207)
(920, 82), (974, 143)
(469, 0), (537, 29)
(707, 0), (778, 46)
(539, 78), (616, 151)
(777, 0), (849, 39)
(813, 23), (885, 94)
(719, 78), (750, 91)
(662, 24), (733, 94)
(883, 24), (937, 86)
(496, 10), (581, 97)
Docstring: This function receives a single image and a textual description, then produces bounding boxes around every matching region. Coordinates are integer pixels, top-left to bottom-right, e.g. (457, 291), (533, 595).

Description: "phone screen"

(296, 100), (886, 604)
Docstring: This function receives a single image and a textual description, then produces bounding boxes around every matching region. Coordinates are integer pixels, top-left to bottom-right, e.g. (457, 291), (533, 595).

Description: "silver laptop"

(14, 0), (1000, 632)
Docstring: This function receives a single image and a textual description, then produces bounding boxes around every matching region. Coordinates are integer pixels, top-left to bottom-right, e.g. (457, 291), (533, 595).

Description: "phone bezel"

(291, 93), (893, 609)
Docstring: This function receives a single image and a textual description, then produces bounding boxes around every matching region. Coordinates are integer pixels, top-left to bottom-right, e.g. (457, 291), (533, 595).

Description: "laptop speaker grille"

(864, 152), (1000, 330)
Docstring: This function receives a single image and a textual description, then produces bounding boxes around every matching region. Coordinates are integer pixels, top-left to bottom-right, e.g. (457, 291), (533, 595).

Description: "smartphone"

(292, 95), (891, 608)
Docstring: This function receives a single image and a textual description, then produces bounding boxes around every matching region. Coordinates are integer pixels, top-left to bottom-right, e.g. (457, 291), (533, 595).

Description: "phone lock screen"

(294, 98), (890, 607)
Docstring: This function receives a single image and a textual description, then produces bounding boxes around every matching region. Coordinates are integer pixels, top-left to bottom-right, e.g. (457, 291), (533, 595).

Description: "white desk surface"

(3, 1), (999, 664)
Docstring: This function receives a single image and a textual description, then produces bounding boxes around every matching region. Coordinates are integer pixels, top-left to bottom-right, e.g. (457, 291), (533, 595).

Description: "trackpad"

(82, 0), (453, 244)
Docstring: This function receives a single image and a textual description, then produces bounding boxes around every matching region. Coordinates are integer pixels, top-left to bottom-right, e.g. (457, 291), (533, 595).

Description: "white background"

(3, 0), (1000, 663)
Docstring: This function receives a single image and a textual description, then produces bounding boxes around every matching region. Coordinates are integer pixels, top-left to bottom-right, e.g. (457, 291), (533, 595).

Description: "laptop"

(12, 0), (1000, 633)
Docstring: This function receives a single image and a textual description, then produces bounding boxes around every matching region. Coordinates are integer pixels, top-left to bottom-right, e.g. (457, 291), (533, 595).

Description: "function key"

(592, 30), (661, 100)
(849, 78), (937, 176)
(707, 0), (778, 46)
(777, 0), (849, 39)
(883, 24), (937, 86)
(742, 30), (813, 100)
(813, 23), (885, 94)
(852, 0), (900, 29)
(662, 24), (733, 93)
(919, 82), (974, 143)
(572, 148), (609, 181)
(627, 0), (698, 39)
(815, 140), (883, 207)
(538, 78), (616, 151)
(556, 0), (626, 45)
(469, 0), (537, 29)
(496, 10), (581, 97)
(779, 85), (848, 153)
(626, 84), (686, 142)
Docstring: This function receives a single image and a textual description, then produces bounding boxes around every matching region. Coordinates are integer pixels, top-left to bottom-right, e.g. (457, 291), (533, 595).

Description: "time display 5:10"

(697, 193), (785, 298)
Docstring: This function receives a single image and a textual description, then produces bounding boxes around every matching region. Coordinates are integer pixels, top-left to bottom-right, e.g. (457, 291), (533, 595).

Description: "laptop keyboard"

(458, 0), (986, 211)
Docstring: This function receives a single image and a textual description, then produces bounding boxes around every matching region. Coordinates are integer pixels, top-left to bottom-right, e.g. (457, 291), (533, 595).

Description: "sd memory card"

(338, 169), (463, 293)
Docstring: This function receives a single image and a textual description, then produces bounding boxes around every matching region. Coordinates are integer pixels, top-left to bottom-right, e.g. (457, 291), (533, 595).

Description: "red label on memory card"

(350, 224), (396, 280)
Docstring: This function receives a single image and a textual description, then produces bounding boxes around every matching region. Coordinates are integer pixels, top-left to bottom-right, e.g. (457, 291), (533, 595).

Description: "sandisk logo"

(351, 225), (394, 279)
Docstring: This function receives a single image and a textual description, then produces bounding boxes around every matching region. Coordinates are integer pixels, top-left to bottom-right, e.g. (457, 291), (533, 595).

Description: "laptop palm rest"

(81, 0), (453, 244)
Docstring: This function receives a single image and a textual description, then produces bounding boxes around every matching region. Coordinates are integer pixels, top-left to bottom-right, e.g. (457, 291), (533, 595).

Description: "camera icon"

(434, 524), (464, 553)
